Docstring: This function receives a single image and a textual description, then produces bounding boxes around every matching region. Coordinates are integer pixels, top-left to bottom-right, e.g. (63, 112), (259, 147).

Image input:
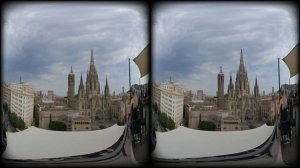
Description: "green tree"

(49, 121), (66, 131)
(166, 117), (175, 130)
(198, 121), (216, 131)
(16, 117), (25, 130)
(9, 112), (18, 128)
(159, 112), (175, 130)
(9, 112), (26, 130)
(249, 124), (256, 129)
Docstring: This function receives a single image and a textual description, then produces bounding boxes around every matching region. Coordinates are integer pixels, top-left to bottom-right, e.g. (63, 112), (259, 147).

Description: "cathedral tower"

(217, 66), (224, 98)
(67, 66), (75, 107)
(86, 49), (101, 98)
(235, 49), (250, 98)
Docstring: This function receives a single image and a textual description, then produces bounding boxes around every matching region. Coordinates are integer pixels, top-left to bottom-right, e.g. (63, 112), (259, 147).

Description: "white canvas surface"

(2, 124), (125, 160)
(152, 124), (274, 159)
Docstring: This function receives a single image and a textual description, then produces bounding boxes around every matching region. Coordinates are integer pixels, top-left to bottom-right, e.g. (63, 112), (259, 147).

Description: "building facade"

(2, 82), (11, 108)
(67, 50), (112, 123)
(217, 49), (265, 123)
(154, 81), (184, 127)
(71, 116), (91, 131)
(10, 82), (34, 127)
(185, 101), (229, 130)
(47, 90), (55, 101)
(221, 115), (241, 131)
(110, 97), (126, 123)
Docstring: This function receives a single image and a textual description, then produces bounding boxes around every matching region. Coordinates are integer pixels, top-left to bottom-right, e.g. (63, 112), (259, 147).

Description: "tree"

(9, 112), (18, 128)
(166, 117), (175, 130)
(198, 121), (216, 131)
(9, 112), (25, 130)
(49, 113), (52, 128)
(49, 121), (66, 131)
(249, 124), (256, 129)
(16, 117), (25, 130)
(159, 112), (175, 130)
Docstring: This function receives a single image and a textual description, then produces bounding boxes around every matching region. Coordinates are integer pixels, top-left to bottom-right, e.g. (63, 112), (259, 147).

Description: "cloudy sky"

(3, 2), (148, 96)
(153, 2), (298, 96)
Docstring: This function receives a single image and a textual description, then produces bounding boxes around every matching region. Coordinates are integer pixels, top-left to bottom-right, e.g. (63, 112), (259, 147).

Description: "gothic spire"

(254, 75), (259, 97)
(89, 49), (97, 75)
(70, 66), (73, 74)
(230, 72), (233, 84)
(255, 76), (258, 86)
(91, 49), (94, 64)
(240, 48), (244, 65)
(104, 75), (110, 97)
(106, 75), (108, 86)
(220, 66), (223, 73)
(80, 73), (83, 87)
(238, 48), (247, 73)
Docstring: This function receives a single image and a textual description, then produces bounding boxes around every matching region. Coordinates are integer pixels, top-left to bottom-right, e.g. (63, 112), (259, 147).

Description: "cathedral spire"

(104, 75), (110, 97)
(106, 75), (108, 86)
(230, 72), (233, 84)
(220, 66), (223, 73)
(91, 49), (94, 64)
(254, 75), (259, 97)
(238, 48), (247, 74)
(240, 48), (244, 65)
(70, 66), (73, 74)
(255, 76), (258, 86)
(89, 49), (98, 75)
(80, 73), (83, 86)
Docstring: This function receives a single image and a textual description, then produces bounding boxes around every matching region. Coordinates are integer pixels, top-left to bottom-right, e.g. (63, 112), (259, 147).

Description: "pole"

(278, 58), (280, 92)
(129, 58), (131, 92)
(276, 58), (281, 135)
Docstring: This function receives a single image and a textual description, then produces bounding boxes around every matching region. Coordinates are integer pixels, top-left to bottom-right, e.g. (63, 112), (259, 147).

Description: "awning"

(2, 124), (125, 160)
(152, 124), (274, 159)
(133, 45), (149, 78)
(282, 43), (299, 78)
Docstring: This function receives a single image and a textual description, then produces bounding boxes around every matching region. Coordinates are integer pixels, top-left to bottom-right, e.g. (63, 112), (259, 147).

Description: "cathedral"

(217, 49), (261, 123)
(67, 49), (111, 122)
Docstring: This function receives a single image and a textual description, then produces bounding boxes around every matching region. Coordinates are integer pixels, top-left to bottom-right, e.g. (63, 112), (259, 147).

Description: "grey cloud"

(154, 2), (298, 96)
(3, 2), (147, 96)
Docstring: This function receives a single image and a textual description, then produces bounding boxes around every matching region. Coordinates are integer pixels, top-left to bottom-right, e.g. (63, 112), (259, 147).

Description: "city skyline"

(3, 2), (148, 96)
(153, 2), (298, 96)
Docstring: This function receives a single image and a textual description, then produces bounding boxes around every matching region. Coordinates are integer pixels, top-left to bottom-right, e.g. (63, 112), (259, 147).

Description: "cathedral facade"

(217, 49), (261, 123)
(67, 50), (111, 122)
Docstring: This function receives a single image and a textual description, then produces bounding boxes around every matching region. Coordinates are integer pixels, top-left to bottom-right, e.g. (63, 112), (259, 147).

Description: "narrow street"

(131, 104), (149, 164)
